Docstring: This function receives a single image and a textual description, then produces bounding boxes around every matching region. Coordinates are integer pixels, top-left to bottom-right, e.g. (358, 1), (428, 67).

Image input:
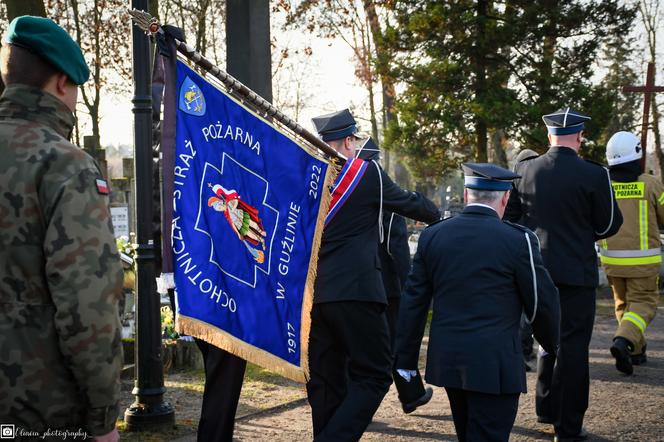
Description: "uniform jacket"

(314, 160), (439, 304)
(0, 85), (123, 435)
(505, 146), (623, 287)
(379, 213), (411, 299)
(599, 173), (664, 278)
(396, 205), (560, 395)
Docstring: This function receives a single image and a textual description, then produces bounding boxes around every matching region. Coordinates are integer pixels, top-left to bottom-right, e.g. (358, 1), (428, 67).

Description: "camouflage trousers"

(608, 275), (659, 354)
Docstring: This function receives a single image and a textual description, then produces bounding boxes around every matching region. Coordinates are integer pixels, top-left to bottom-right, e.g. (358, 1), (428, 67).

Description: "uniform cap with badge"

(542, 107), (591, 136)
(462, 162), (520, 191)
(5, 15), (89, 85)
(312, 109), (360, 142)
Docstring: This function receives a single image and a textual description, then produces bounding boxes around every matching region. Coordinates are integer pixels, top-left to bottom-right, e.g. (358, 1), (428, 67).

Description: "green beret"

(6, 16), (89, 85)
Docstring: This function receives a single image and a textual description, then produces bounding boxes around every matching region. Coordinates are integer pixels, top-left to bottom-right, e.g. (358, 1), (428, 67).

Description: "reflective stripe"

(622, 311), (647, 334)
(658, 192), (664, 205)
(599, 255), (662, 265)
(639, 200), (648, 250)
(601, 239), (608, 249)
(599, 248), (660, 258)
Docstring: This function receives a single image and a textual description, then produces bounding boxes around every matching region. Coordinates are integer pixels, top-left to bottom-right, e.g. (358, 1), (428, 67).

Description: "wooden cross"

(623, 62), (664, 170)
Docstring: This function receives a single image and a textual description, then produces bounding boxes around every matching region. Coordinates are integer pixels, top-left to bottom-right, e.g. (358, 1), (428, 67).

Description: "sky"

(98, 26), (368, 149)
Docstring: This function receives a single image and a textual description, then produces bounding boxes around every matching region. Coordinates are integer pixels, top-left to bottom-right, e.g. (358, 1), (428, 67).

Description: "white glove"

(396, 369), (418, 382)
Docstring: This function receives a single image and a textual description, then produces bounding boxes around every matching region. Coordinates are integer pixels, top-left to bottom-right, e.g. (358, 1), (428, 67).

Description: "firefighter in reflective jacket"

(600, 131), (664, 375)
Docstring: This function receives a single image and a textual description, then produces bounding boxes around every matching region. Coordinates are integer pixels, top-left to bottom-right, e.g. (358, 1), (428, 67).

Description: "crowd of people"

(1, 15), (659, 442)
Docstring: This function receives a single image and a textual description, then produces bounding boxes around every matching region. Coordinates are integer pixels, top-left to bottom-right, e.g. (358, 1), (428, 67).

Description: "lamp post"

(124, 0), (175, 431)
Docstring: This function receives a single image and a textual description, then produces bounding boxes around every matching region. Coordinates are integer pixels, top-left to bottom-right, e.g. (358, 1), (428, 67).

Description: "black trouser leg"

(385, 297), (401, 354)
(535, 348), (556, 421)
(195, 338), (247, 442)
(552, 286), (595, 438)
(306, 304), (348, 437)
(466, 390), (519, 442)
(307, 301), (393, 442)
(445, 388), (469, 442)
(446, 388), (519, 442)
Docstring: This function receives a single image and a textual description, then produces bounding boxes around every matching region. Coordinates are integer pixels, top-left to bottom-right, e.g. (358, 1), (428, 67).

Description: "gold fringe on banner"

(177, 315), (306, 382)
(298, 163), (336, 380)
(175, 58), (342, 383)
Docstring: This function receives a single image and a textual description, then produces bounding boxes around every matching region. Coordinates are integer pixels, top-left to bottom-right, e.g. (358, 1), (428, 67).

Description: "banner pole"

(124, 0), (175, 432)
(128, 9), (344, 161)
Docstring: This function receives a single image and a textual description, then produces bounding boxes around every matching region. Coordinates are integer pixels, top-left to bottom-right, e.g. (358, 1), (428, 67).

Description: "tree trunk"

(149, 0), (159, 21)
(473, 0), (488, 162)
(491, 130), (509, 167)
(363, 1), (396, 127)
(5, 0), (46, 20)
(538, 0), (558, 108)
(0, 0), (46, 94)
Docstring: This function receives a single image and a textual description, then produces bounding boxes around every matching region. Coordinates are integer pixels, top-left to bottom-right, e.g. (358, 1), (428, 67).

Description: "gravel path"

(231, 302), (664, 442)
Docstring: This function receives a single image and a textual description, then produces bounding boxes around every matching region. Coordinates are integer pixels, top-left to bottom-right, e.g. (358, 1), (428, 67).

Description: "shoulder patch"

(96, 178), (109, 195)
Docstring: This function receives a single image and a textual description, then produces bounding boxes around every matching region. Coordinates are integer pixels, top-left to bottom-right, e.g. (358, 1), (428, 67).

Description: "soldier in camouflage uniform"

(0, 16), (123, 441)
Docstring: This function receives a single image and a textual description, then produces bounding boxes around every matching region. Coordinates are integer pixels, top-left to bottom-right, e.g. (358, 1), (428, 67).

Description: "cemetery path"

(230, 298), (664, 442)
(121, 296), (664, 441)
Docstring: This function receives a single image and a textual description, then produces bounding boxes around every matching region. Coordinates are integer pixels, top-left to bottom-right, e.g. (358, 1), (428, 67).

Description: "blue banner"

(173, 60), (332, 381)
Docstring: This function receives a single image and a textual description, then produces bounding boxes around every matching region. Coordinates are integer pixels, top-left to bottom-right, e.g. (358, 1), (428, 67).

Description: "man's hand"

(94, 428), (120, 442)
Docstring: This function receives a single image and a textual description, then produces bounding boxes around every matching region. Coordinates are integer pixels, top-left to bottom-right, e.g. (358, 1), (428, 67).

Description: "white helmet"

(606, 131), (642, 166)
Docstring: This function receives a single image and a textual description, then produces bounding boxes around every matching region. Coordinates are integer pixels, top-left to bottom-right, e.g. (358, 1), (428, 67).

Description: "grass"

(116, 418), (194, 442)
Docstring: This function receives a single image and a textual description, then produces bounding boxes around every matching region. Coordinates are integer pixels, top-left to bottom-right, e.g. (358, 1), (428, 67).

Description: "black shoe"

(553, 428), (588, 442)
(610, 337), (634, 375)
(631, 345), (647, 366)
(402, 386), (433, 414)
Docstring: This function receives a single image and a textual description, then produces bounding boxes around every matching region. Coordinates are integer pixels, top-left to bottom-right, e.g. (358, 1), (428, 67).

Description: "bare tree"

(160, 0), (226, 66)
(272, 40), (314, 121)
(47, 0), (132, 149)
(283, 1), (382, 141)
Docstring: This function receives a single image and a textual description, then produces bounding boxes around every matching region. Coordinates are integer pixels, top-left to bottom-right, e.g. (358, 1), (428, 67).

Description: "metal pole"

(639, 63), (654, 172)
(124, 0), (175, 431)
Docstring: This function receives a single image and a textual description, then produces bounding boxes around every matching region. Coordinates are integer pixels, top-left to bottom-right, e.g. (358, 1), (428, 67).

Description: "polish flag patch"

(96, 178), (109, 195)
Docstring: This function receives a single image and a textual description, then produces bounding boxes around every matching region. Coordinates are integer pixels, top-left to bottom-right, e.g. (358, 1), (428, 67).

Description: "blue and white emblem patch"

(179, 76), (206, 116)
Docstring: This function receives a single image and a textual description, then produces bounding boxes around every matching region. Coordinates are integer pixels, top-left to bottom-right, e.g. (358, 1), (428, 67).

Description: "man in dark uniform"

(355, 138), (434, 413)
(307, 109), (440, 441)
(513, 148), (540, 369)
(395, 163), (560, 442)
(505, 108), (623, 442)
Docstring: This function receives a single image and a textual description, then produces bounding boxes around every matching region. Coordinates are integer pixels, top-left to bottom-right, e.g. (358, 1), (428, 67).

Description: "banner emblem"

(179, 76), (206, 116)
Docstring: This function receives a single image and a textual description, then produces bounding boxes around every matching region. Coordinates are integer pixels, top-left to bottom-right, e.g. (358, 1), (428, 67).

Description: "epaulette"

(583, 158), (608, 168)
(519, 155), (538, 163)
(503, 220), (535, 235)
(504, 221), (541, 249)
(425, 217), (449, 229)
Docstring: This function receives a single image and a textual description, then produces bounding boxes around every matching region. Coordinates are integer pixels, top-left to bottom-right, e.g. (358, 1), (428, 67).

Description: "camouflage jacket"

(0, 85), (123, 437)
